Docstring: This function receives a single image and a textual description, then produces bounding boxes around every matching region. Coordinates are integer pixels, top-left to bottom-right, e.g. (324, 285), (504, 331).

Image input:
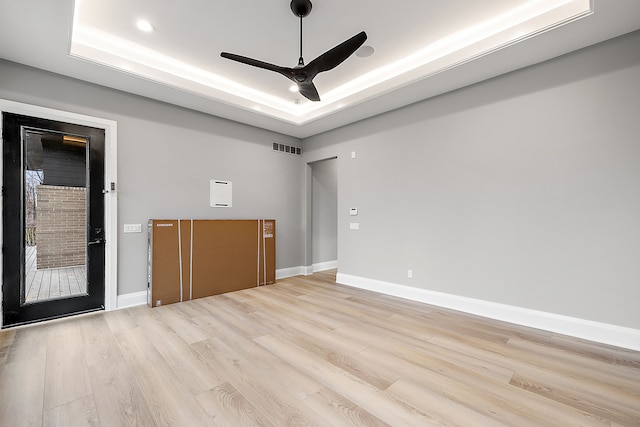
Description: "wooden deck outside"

(25, 246), (87, 303)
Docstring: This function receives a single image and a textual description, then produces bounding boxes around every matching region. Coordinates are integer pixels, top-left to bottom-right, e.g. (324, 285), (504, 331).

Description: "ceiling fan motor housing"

(291, 0), (312, 18)
(221, 0), (365, 102)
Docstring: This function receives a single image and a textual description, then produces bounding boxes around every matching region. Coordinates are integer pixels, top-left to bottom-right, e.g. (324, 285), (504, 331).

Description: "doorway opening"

(309, 157), (338, 273)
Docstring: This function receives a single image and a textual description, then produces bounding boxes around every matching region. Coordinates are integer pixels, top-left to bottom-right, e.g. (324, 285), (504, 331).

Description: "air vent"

(273, 142), (302, 156)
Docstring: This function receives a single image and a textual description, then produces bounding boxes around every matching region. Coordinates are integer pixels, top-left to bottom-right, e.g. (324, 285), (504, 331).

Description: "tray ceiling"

(1, 0), (640, 137)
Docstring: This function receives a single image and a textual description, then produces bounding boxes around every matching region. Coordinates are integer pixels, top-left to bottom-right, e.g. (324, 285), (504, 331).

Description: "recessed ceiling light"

(136, 20), (154, 33)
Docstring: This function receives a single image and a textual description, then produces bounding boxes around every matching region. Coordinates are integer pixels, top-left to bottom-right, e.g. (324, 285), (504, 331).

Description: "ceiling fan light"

(289, 84), (299, 92)
(356, 45), (375, 58)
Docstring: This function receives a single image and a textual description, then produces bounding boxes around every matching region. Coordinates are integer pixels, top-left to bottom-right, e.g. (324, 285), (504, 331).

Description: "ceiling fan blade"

(305, 31), (367, 77)
(297, 82), (320, 102)
(221, 52), (286, 74)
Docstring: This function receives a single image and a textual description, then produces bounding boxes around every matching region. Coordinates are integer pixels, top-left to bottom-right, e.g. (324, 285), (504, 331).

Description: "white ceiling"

(1, 0), (639, 138)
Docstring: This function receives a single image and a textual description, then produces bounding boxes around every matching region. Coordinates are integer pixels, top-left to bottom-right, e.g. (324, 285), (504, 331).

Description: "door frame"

(0, 99), (117, 327)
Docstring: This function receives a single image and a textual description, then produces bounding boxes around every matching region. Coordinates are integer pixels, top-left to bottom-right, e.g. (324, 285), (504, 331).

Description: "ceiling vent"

(273, 142), (302, 156)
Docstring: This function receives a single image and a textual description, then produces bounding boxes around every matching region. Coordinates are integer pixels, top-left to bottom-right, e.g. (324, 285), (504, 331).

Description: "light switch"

(349, 222), (360, 230)
(124, 224), (142, 233)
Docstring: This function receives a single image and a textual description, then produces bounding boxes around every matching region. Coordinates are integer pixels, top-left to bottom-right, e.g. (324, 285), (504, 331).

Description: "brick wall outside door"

(35, 185), (86, 269)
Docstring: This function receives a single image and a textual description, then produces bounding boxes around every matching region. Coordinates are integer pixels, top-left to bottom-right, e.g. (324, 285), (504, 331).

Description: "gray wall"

(2, 30), (639, 330)
(311, 158), (338, 265)
(0, 60), (304, 296)
(302, 31), (640, 330)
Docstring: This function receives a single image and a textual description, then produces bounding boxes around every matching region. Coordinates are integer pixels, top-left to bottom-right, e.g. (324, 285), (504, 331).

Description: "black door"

(2, 113), (105, 327)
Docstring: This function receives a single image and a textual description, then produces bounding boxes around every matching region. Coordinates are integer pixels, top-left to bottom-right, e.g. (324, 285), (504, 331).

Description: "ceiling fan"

(221, 0), (367, 102)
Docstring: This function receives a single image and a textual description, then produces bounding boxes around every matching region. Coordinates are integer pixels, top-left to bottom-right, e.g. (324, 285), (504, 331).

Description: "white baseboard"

(286, 265), (314, 276)
(116, 291), (147, 309)
(336, 273), (640, 352)
(276, 266), (307, 279)
(313, 260), (338, 272)
(276, 264), (334, 278)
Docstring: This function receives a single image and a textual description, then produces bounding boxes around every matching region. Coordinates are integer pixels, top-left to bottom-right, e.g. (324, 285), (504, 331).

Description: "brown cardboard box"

(148, 219), (275, 307)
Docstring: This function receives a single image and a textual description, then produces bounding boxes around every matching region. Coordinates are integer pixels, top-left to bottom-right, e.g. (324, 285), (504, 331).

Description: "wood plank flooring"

(1, 269), (639, 426)
(25, 246), (87, 303)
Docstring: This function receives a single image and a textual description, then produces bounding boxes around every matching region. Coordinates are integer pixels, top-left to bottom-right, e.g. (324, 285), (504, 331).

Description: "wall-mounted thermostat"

(350, 208), (358, 216)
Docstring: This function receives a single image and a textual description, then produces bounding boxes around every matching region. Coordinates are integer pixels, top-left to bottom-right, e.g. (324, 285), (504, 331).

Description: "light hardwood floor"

(1, 270), (639, 426)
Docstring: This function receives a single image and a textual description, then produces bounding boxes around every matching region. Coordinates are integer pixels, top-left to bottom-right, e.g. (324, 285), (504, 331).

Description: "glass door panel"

(23, 130), (88, 303)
